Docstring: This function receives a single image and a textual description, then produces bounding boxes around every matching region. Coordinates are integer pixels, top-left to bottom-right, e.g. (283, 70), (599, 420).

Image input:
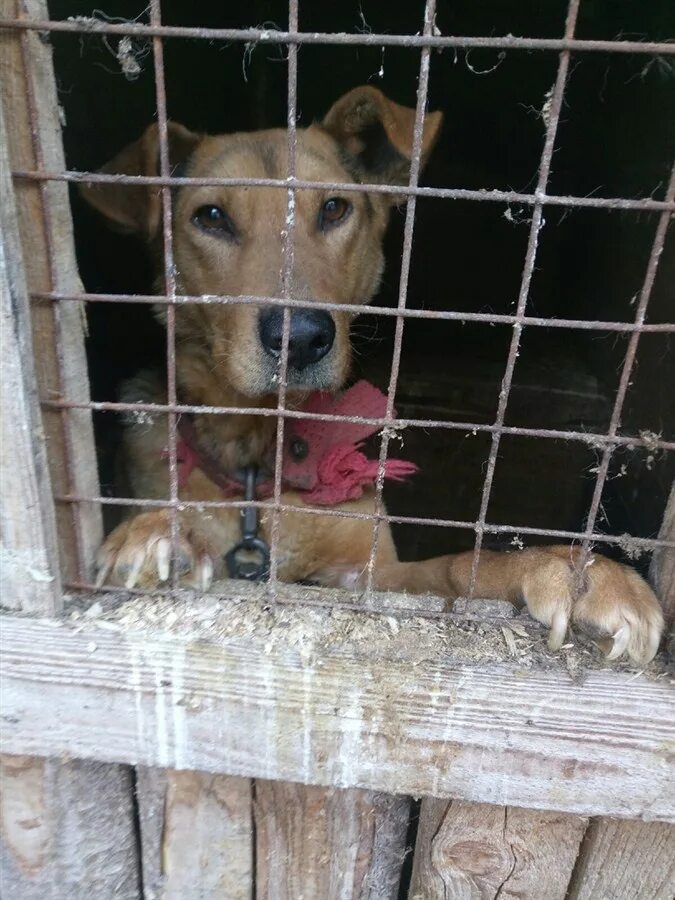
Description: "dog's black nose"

(259, 308), (335, 371)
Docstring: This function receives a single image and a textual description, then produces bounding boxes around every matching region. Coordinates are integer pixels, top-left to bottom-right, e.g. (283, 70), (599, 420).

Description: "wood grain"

(0, 8), (137, 898)
(409, 799), (587, 899)
(0, 54), (61, 613)
(0, 754), (139, 899)
(1, 614), (672, 821)
(136, 767), (253, 900)
(255, 781), (409, 899)
(567, 818), (675, 900)
(651, 483), (675, 626)
(0, 0), (102, 582)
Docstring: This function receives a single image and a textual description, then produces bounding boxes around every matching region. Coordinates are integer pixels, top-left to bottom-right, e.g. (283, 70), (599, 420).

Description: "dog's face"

(82, 87), (441, 397)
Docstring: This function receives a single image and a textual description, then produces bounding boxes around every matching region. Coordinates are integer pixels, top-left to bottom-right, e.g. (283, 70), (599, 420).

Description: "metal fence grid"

(3, 0), (675, 611)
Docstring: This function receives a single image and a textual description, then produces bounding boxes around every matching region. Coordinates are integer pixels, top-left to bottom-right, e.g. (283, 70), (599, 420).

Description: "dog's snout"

(259, 308), (335, 371)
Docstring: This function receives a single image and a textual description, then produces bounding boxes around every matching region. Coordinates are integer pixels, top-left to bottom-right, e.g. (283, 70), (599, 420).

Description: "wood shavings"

(501, 625), (519, 657)
(59, 580), (667, 680)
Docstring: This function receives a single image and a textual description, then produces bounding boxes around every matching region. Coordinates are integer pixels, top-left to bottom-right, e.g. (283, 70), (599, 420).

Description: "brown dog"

(82, 86), (664, 664)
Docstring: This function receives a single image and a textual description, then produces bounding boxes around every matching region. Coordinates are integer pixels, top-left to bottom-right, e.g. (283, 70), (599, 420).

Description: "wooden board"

(136, 767), (253, 900)
(255, 781), (410, 899)
(651, 482), (675, 626)
(0, 49), (61, 614)
(0, 9), (138, 898)
(567, 818), (675, 900)
(0, 754), (139, 899)
(409, 798), (588, 900)
(1, 611), (673, 822)
(0, 0), (102, 582)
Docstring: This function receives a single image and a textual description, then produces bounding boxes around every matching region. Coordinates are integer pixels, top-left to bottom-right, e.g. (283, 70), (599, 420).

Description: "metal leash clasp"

(225, 466), (270, 582)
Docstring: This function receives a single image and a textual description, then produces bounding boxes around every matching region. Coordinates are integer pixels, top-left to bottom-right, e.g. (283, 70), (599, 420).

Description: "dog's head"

(81, 87), (442, 397)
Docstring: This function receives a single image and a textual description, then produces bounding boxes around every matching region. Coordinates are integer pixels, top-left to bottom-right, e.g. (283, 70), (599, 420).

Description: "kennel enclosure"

(1, 0), (675, 897)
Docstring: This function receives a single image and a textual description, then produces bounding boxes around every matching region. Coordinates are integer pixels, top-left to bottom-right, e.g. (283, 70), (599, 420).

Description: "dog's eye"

(320, 197), (352, 230)
(192, 204), (236, 238)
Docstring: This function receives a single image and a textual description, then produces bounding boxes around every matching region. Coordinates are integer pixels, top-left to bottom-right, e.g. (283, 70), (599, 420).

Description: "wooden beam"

(0, 0), (102, 583)
(566, 818), (675, 900)
(1, 609), (673, 821)
(409, 798), (588, 899)
(0, 7), (138, 896)
(136, 767), (253, 900)
(0, 754), (139, 899)
(254, 781), (410, 899)
(651, 482), (675, 626)
(0, 45), (61, 614)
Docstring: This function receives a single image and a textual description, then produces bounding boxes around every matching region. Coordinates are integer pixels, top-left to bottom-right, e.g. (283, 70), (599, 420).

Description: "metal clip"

(225, 466), (270, 582)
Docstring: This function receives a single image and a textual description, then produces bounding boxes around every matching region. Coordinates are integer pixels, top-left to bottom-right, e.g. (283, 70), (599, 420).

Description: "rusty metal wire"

(268, 0), (299, 590)
(28, 290), (675, 337)
(365, 0), (437, 596)
(39, 396), (675, 453)
(579, 165), (675, 553)
(468, 0), (581, 597)
(53, 493), (675, 551)
(4, 2), (674, 612)
(2, 15), (675, 55)
(12, 168), (675, 212)
(149, 0), (181, 589)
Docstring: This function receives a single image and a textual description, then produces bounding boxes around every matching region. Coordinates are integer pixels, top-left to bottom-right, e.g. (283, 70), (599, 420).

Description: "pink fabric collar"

(171, 380), (417, 506)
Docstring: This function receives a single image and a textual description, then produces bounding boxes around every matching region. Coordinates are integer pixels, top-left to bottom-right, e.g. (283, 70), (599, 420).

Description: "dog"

(81, 85), (664, 664)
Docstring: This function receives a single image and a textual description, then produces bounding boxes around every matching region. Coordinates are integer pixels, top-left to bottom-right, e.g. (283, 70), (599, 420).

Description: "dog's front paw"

(95, 510), (215, 591)
(521, 548), (664, 665)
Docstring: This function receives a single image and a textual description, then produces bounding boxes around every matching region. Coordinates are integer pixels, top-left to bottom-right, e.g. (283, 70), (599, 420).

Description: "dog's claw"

(125, 550), (146, 589)
(547, 608), (569, 651)
(95, 511), (217, 591)
(156, 538), (171, 582)
(606, 622), (631, 660)
(197, 555), (213, 591)
(95, 556), (112, 589)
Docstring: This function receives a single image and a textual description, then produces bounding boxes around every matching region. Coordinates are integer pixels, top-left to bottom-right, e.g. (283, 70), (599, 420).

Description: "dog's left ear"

(321, 86), (442, 195)
(80, 122), (201, 239)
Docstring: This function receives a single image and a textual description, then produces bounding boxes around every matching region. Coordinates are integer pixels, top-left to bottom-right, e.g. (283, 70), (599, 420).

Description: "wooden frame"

(0, 0), (102, 586)
(1, 6), (136, 894)
(1, 596), (673, 822)
(1, 1), (674, 896)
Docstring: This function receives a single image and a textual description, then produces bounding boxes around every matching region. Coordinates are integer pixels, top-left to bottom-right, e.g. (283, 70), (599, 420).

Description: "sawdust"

(63, 580), (668, 680)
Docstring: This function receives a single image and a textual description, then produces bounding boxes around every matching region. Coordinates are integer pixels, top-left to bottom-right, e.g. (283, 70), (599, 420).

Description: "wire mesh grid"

(4, 0), (675, 615)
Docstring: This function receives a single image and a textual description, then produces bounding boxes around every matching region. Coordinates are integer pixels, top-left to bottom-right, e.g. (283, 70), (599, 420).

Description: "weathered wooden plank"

(555, 490), (675, 900)
(1, 610), (673, 821)
(651, 482), (675, 626)
(135, 767), (253, 900)
(0, 754), (139, 899)
(255, 781), (409, 899)
(0, 9), (138, 897)
(567, 818), (675, 900)
(409, 798), (587, 899)
(0, 46), (61, 613)
(0, 0), (102, 582)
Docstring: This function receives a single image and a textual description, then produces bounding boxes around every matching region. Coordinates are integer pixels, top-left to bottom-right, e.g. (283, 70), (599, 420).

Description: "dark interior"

(49, 0), (674, 570)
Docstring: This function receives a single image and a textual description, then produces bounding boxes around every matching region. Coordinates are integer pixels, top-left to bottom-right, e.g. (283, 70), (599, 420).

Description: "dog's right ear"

(79, 122), (201, 239)
(321, 86), (442, 197)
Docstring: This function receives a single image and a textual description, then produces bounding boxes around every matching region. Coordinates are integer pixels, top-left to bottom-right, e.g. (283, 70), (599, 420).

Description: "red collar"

(168, 380), (417, 507)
